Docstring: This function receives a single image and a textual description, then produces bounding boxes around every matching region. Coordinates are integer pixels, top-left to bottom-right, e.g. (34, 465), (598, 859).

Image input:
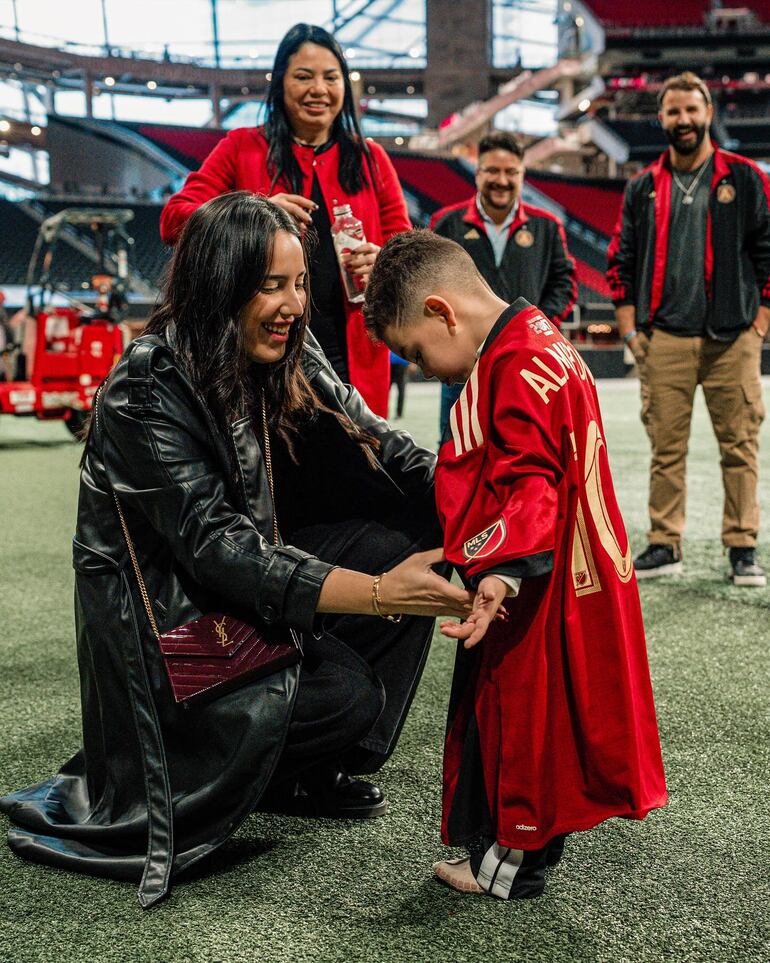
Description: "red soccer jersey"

(436, 299), (667, 851)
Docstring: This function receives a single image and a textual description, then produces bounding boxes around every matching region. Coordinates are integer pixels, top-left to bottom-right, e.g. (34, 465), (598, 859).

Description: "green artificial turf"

(1, 379), (768, 963)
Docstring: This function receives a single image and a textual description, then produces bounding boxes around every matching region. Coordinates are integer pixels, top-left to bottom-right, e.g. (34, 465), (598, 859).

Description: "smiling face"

(659, 87), (713, 158)
(475, 148), (525, 216)
(283, 42), (345, 143)
(242, 230), (307, 364)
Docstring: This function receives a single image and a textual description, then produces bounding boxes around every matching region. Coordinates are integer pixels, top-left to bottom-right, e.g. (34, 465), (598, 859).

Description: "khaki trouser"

(637, 327), (765, 549)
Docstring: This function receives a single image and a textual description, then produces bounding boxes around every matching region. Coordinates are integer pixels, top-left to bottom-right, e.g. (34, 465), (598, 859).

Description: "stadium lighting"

(0, 120), (10, 133)
(409, 46), (421, 59)
(345, 48), (356, 58)
(104, 76), (115, 87)
(266, 72), (272, 81)
(30, 125), (41, 136)
(367, 85), (376, 94)
(406, 85), (415, 95)
(350, 71), (361, 82)
(575, 16), (584, 27)
(578, 98), (591, 112)
(564, 1), (572, 9)
(395, 136), (404, 145)
(147, 80), (158, 90)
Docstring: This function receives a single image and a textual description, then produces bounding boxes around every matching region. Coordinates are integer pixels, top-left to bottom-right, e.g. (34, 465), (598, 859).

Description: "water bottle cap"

(333, 202), (352, 216)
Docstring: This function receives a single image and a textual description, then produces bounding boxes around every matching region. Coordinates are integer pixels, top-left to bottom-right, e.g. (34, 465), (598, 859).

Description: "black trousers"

(390, 363), (407, 418)
(271, 502), (443, 782)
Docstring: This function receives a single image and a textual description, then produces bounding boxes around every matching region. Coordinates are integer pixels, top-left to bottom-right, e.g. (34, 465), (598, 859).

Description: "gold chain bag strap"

(111, 389), (300, 705)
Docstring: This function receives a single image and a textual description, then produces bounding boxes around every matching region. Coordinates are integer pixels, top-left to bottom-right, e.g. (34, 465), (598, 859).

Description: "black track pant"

(390, 363), (407, 418)
(270, 502), (443, 783)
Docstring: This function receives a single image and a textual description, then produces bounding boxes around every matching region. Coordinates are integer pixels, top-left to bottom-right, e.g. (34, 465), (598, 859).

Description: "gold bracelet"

(372, 574), (403, 623)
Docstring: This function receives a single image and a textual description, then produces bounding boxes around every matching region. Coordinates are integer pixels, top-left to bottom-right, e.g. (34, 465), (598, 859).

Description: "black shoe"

(545, 833), (568, 867)
(257, 767), (388, 820)
(633, 543), (683, 579)
(729, 548), (767, 588)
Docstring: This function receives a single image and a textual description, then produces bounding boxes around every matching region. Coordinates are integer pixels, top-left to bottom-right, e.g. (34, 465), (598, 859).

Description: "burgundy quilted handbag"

(111, 392), (300, 705)
(153, 614), (299, 704)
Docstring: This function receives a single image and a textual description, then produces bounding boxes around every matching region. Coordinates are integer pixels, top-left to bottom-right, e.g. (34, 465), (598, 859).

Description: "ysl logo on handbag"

(214, 617), (231, 647)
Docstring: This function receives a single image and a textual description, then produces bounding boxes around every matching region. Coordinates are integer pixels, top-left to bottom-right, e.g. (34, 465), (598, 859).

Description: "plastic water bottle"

(331, 202), (366, 304)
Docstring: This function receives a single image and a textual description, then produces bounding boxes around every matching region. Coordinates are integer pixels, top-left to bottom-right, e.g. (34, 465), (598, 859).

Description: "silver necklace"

(672, 159), (710, 206)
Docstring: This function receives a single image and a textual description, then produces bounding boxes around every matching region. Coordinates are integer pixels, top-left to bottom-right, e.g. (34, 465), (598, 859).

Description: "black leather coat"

(0, 329), (435, 907)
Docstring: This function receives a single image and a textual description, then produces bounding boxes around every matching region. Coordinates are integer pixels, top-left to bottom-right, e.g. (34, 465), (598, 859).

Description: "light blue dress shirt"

(476, 194), (519, 267)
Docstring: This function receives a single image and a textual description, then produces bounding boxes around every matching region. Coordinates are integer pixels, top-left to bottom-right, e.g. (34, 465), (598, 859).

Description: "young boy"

(363, 231), (667, 900)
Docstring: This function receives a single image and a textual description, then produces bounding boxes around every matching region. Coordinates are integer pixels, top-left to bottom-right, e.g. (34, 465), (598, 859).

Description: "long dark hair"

(145, 192), (377, 461)
(264, 23), (373, 196)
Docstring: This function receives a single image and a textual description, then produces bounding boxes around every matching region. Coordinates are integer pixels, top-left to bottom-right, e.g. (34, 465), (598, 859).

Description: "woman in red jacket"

(160, 23), (411, 417)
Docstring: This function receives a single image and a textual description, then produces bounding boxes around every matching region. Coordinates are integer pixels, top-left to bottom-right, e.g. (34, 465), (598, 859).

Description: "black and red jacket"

(430, 197), (577, 327)
(607, 147), (770, 340)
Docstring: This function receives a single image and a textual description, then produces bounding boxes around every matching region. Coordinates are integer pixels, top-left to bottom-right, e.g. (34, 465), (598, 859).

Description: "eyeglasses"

(478, 166), (523, 178)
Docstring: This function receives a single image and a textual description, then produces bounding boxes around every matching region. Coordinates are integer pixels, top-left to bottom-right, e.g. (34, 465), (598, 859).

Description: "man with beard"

(430, 131), (576, 437)
(608, 72), (770, 585)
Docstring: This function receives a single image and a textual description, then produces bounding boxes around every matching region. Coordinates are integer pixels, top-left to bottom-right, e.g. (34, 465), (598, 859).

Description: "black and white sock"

(468, 836), (548, 900)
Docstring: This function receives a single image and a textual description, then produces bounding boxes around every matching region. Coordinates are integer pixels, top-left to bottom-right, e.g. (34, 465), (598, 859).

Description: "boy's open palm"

(440, 575), (508, 649)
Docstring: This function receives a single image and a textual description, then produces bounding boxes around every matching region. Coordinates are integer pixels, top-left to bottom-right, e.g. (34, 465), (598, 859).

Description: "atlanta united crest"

(717, 183), (736, 204)
(515, 228), (534, 247)
(463, 518), (507, 560)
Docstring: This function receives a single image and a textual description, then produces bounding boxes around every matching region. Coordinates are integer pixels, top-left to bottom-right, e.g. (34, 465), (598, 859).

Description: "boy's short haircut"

(363, 229), (486, 341)
(477, 130), (524, 160)
(657, 71), (712, 109)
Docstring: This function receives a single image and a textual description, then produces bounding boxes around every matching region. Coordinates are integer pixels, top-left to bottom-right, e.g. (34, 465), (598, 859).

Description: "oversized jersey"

(436, 298), (667, 851)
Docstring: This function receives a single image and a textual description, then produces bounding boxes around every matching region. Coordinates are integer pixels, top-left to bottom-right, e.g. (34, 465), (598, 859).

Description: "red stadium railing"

(133, 123), (225, 168)
(388, 153), (474, 208)
(526, 173), (624, 240)
(582, 1), (709, 28)
(575, 259), (612, 300)
(582, 0), (767, 28)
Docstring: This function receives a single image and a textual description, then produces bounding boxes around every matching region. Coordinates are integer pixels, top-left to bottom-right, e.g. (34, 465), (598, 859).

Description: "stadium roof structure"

(0, 1), (561, 137)
(0, 1), (428, 70)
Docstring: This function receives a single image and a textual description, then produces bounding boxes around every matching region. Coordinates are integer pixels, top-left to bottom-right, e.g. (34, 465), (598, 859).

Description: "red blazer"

(160, 127), (411, 416)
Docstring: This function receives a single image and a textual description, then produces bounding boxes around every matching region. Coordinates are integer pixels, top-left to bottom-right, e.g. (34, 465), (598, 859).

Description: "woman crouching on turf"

(0, 192), (471, 907)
